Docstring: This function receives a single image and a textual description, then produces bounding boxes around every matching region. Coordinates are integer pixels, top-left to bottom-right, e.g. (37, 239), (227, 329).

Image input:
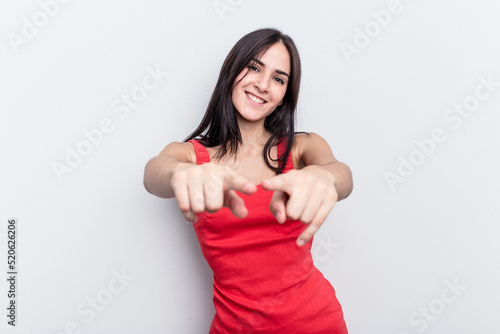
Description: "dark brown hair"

(185, 28), (301, 174)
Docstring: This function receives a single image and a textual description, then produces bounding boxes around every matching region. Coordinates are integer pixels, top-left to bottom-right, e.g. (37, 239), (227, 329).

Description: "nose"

(254, 75), (270, 92)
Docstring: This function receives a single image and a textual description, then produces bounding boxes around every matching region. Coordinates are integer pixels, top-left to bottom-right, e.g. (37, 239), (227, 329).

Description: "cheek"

(233, 69), (250, 88)
(232, 93), (238, 108)
(231, 75), (247, 99)
(275, 87), (287, 103)
(231, 90), (238, 108)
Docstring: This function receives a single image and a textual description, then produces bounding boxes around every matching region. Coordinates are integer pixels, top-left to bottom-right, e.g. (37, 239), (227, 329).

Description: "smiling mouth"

(245, 92), (266, 104)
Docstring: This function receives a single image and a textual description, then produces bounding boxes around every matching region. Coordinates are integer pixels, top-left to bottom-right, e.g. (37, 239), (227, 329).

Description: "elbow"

(337, 163), (353, 201)
(143, 158), (155, 195)
(143, 156), (173, 199)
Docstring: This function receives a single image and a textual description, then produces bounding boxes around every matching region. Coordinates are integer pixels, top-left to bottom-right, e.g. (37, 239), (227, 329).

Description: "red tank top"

(189, 139), (348, 334)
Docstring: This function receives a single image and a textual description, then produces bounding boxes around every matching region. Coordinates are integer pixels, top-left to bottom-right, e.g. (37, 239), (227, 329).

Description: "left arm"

(297, 132), (353, 201)
(260, 132), (353, 246)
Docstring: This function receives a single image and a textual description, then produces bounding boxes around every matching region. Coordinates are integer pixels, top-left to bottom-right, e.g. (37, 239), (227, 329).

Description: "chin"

(238, 109), (269, 122)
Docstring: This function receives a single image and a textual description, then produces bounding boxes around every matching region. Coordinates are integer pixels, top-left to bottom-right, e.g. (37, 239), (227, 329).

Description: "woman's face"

(231, 42), (291, 125)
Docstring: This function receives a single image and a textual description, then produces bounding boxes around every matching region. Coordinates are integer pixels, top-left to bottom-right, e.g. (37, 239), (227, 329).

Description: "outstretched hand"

(170, 159), (339, 247)
(260, 167), (338, 247)
(170, 163), (257, 222)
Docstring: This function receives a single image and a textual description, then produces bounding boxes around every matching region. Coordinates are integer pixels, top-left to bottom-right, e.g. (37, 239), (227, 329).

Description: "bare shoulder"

(293, 132), (337, 168)
(294, 132), (329, 148)
(158, 141), (196, 164)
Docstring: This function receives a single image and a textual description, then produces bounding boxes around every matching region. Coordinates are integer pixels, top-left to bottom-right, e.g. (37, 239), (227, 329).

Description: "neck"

(236, 116), (270, 149)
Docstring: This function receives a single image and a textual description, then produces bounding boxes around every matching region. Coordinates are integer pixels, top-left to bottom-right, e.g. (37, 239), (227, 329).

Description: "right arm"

(143, 141), (195, 199)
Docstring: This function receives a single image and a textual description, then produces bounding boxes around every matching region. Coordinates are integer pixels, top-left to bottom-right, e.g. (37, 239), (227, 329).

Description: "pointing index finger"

(260, 174), (288, 193)
(224, 174), (257, 195)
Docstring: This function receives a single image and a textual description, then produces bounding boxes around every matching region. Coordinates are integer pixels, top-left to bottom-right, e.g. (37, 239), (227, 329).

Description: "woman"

(144, 28), (352, 333)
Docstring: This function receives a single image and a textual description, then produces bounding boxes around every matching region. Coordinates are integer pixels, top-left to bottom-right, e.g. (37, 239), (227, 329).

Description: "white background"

(1, 0), (499, 333)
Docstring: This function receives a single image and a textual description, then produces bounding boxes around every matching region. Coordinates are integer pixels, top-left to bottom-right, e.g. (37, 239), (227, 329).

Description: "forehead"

(257, 42), (291, 74)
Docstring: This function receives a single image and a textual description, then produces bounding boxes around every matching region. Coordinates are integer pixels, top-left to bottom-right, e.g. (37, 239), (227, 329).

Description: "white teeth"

(246, 93), (265, 104)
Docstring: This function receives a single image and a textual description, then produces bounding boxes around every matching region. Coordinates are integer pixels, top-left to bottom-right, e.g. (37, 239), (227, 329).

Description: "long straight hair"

(185, 28), (301, 174)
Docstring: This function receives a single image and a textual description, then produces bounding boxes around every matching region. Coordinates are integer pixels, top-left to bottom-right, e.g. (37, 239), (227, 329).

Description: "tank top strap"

(277, 137), (294, 173)
(188, 139), (211, 165)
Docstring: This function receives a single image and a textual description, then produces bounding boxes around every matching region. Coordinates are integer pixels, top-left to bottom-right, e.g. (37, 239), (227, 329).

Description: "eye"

(247, 64), (260, 72)
(274, 76), (285, 85)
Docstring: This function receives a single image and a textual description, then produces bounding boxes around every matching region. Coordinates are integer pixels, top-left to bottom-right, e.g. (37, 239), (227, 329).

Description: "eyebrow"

(252, 58), (290, 78)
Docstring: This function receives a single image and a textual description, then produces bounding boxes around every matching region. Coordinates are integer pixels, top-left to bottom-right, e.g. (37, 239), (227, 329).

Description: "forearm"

(302, 161), (353, 201)
(143, 155), (193, 199)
